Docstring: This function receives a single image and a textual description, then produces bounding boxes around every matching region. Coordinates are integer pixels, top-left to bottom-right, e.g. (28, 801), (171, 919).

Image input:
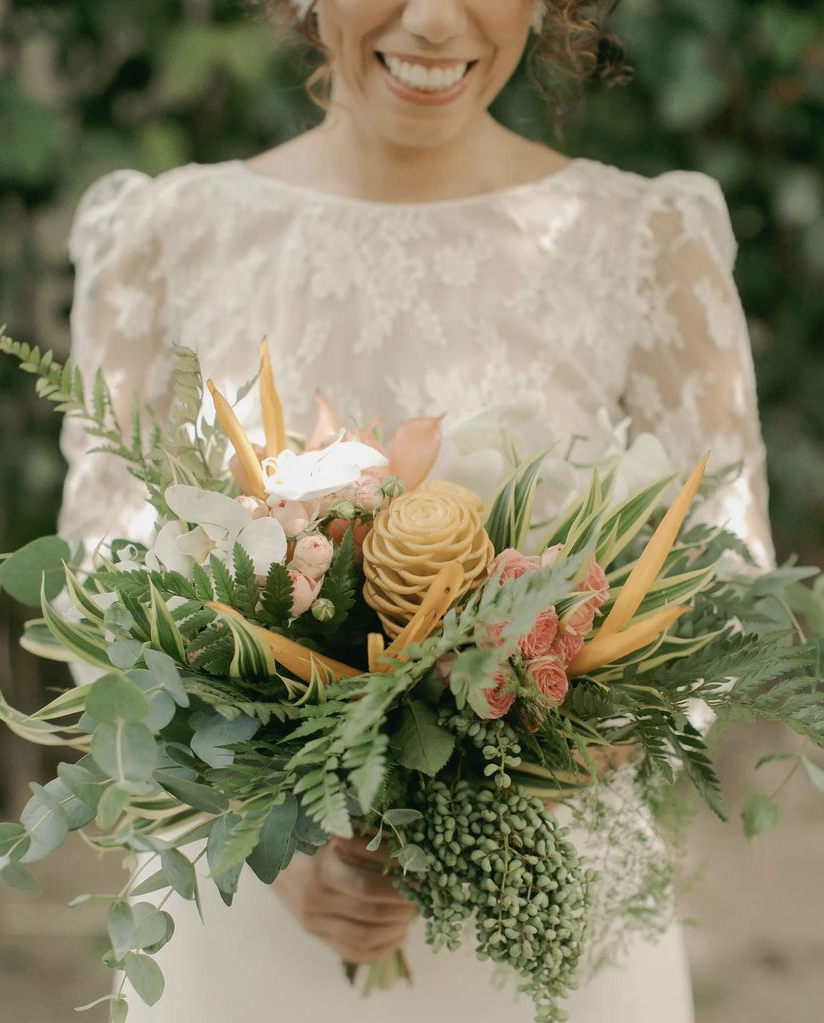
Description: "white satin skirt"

(123, 847), (694, 1023)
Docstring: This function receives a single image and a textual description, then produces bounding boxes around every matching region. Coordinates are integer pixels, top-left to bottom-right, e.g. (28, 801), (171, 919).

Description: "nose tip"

(402, 0), (466, 45)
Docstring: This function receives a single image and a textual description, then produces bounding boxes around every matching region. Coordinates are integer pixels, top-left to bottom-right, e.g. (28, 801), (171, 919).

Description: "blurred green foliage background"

(0, 0), (822, 806)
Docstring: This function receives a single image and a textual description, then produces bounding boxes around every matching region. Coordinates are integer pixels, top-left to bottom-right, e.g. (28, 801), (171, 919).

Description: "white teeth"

(383, 54), (469, 92)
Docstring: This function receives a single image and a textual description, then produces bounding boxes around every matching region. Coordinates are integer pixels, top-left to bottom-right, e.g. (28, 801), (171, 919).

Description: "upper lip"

(378, 52), (476, 68)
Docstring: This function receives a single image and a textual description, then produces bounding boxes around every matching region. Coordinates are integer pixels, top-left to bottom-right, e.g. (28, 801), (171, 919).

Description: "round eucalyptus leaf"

(124, 951), (165, 1007)
(0, 535), (71, 605)
(92, 722), (158, 784)
(132, 902), (171, 950)
(87, 673), (150, 724)
(108, 639), (143, 670)
(42, 777), (96, 831)
(19, 784), (69, 862)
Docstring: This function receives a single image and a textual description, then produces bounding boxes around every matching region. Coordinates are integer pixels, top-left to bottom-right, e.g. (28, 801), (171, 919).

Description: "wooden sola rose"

(362, 480), (494, 638)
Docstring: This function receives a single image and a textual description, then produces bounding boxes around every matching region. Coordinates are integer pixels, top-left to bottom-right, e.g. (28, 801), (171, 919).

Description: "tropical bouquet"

(1, 329), (823, 1023)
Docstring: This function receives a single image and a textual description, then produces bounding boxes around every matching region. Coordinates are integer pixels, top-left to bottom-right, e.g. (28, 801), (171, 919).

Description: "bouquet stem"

(344, 948), (413, 994)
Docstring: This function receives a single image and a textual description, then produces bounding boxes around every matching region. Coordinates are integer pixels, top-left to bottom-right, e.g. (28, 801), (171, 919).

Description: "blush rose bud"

(236, 495), (270, 519)
(288, 570), (322, 616)
(356, 478), (385, 513)
(291, 534), (334, 580)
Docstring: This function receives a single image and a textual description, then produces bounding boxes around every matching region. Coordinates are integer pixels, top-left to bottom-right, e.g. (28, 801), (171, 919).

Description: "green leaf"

(318, 526), (359, 628)
(0, 822), (29, 860)
(126, 670), (176, 731)
(395, 700), (455, 777)
(109, 639), (143, 669)
(396, 844), (428, 874)
(382, 808), (424, 827)
(260, 562), (294, 624)
(97, 785), (130, 830)
(206, 813), (243, 903)
(802, 756), (824, 793)
(209, 554), (235, 606)
(191, 562), (215, 602)
(159, 848), (196, 900)
(124, 952), (165, 1006)
(449, 648), (497, 718)
(108, 900), (136, 959)
(57, 760), (104, 810)
(190, 711), (259, 768)
(87, 673), (150, 724)
(142, 648), (190, 707)
(141, 911), (175, 955)
(41, 586), (113, 669)
(742, 793), (783, 839)
(92, 722), (158, 786)
(0, 861), (40, 892)
(110, 997), (129, 1023)
(148, 581), (187, 662)
(246, 795), (299, 884)
(130, 869), (171, 898)
(19, 783), (70, 862)
(0, 535), (71, 605)
(131, 902), (170, 950)
(103, 603), (135, 636)
(156, 774), (229, 814)
(232, 542), (260, 616)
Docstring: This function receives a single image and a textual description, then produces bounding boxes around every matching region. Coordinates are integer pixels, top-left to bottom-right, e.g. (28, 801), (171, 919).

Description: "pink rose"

(236, 495), (269, 520)
(563, 599), (596, 638)
(525, 655), (569, 710)
(550, 631), (584, 666)
(482, 621), (507, 649)
(269, 498), (313, 538)
(488, 548), (541, 584)
(519, 606), (559, 659)
(581, 559), (609, 609)
(291, 534), (334, 580)
(355, 477), (385, 513)
(289, 571), (322, 616)
(484, 672), (517, 720)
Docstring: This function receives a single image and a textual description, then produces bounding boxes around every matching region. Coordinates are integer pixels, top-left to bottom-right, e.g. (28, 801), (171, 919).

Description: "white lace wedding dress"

(59, 155), (776, 1022)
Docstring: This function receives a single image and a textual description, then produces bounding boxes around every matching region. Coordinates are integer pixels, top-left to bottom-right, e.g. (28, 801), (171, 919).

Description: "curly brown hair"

(261, 1), (631, 122)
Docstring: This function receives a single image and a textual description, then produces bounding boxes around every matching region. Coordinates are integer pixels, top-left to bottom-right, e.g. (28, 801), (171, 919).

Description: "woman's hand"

(271, 835), (416, 963)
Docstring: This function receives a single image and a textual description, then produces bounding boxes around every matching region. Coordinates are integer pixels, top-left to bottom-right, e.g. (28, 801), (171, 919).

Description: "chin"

(370, 109), (476, 152)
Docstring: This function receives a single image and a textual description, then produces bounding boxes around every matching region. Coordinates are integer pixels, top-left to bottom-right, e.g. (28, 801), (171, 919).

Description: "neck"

(315, 106), (508, 204)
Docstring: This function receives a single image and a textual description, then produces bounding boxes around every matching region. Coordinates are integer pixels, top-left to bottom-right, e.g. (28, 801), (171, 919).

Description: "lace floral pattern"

(59, 157), (775, 570)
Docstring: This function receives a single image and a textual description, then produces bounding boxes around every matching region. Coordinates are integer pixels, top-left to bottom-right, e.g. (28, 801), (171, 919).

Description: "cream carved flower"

(362, 480), (493, 639)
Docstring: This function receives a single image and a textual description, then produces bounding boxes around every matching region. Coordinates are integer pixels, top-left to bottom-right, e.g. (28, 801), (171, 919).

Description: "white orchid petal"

(174, 526), (214, 565)
(264, 441), (389, 502)
(237, 517), (288, 576)
(165, 484), (250, 534)
(152, 521), (194, 576)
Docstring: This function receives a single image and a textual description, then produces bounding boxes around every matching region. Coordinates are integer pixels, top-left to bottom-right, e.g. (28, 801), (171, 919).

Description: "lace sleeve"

(623, 171), (776, 571)
(58, 170), (175, 551)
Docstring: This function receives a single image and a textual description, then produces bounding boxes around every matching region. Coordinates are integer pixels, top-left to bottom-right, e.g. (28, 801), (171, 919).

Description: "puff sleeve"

(58, 170), (176, 551)
(622, 171), (776, 571)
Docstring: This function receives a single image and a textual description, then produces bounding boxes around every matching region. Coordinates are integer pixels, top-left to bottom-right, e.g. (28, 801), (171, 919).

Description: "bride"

(59, 1), (775, 1020)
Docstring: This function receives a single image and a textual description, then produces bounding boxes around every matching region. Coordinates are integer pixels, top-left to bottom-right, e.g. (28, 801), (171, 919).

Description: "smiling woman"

(269, 0), (629, 121)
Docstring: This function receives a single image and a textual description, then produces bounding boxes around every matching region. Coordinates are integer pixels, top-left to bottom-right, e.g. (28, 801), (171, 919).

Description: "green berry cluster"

(397, 715), (594, 1023)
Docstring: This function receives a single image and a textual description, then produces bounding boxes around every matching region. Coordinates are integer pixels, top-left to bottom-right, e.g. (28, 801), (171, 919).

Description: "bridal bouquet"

(1, 330), (823, 1023)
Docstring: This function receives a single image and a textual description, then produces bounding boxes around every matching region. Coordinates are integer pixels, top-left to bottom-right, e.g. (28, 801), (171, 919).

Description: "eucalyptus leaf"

(206, 813), (243, 903)
(246, 794), (299, 884)
(802, 756), (824, 793)
(189, 711), (259, 768)
(0, 822), (30, 860)
(87, 673), (150, 724)
(109, 639), (143, 669)
(110, 997), (129, 1023)
(124, 951), (165, 1006)
(130, 869), (171, 898)
(97, 785), (130, 830)
(157, 774), (228, 814)
(142, 648), (190, 707)
(160, 848), (196, 900)
(742, 793), (783, 839)
(0, 535), (71, 605)
(57, 762), (103, 810)
(382, 808), (424, 827)
(108, 900), (136, 959)
(92, 722), (158, 785)
(132, 902), (171, 950)
(0, 861), (40, 891)
(19, 783), (69, 862)
(395, 843), (429, 874)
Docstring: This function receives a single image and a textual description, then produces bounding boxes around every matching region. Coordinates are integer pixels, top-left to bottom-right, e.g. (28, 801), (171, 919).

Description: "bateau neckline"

(226, 156), (591, 211)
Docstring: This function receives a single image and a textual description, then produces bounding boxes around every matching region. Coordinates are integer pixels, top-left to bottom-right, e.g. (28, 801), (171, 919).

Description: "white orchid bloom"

(262, 433), (388, 503)
(592, 408), (674, 505)
(147, 485), (288, 578)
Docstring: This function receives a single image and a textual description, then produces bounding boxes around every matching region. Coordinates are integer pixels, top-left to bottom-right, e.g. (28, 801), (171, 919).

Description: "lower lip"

(376, 56), (475, 107)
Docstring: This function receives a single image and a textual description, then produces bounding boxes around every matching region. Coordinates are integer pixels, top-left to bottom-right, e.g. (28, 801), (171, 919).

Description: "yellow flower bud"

(362, 480), (493, 638)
